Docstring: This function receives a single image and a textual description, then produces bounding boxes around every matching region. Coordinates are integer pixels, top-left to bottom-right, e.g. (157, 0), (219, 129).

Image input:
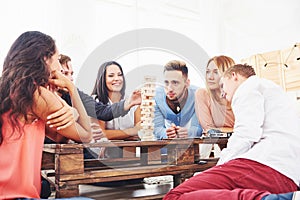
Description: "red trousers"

(164, 158), (298, 200)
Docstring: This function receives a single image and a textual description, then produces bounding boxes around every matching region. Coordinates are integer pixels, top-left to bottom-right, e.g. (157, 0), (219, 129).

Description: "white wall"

(0, 0), (299, 93)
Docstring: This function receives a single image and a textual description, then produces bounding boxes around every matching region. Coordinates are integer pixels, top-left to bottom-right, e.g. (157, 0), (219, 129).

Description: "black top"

(62, 88), (129, 121)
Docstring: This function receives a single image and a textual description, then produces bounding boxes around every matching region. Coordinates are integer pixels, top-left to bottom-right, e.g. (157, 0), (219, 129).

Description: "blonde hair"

(206, 55), (235, 103)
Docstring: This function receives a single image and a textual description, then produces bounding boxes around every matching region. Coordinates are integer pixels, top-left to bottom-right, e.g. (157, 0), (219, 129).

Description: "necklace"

(176, 106), (181, 112)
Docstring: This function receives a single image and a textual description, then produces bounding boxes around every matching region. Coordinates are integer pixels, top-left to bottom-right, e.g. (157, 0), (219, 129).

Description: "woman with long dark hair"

(0, 31), (92, 199)
(91, 61), (141, 141)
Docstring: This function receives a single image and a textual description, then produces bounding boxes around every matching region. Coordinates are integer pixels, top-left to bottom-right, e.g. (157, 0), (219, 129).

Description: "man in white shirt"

(164, 64), (300, 200)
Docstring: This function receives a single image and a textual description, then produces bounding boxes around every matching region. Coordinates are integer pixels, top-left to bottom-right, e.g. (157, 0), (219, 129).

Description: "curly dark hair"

(91, 61), (126, 105)
(0, 31), (56, 145)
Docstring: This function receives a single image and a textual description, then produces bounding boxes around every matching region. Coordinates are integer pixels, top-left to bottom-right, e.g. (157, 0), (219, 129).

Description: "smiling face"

(105, 64), (124, 93)
(164, 70), (189, 100)
(206, 61), (222, 90)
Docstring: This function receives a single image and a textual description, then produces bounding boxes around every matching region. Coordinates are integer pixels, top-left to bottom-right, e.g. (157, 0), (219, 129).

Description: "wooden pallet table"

(42, 138), (228, 198)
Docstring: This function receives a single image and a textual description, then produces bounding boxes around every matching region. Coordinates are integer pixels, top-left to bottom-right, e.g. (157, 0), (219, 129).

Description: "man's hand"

(166, 123), (188, 139)
(175, 126), (188, 138)
(166, 123), (177, 139)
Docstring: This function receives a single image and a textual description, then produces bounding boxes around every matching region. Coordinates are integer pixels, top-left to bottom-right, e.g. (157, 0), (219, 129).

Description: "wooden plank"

(140, 146), (162, 165)
(57, 162), (217, 182)
(56, 144), (83, 154)
(43, 144), (59, 153)
(44, 139), (228, 151)
(86, 139), (193, 148)
(193, 138), (228, 145)
(167, 145), (177, 165)
(141, 146), (149, 165)
(123, 146), (137, 158)
(148, 146), (162, 163)
(41, 152), (55, 170)
(55, 184), (79, 198)
(84, 157), (140, 168)
(176, 145), (194, 165)
(55, 154), (84, 175)
(85, 161), (144, 171)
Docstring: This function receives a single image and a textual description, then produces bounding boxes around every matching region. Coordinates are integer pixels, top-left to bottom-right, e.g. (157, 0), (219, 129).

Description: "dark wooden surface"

(42, 137), (228, 198)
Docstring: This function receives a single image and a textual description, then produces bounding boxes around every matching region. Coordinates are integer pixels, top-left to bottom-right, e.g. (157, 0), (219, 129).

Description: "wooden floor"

(50, 176), (173, 200)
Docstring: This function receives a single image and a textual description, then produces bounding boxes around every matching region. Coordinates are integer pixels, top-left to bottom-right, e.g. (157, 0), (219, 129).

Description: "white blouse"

(105, 98), (137, 130)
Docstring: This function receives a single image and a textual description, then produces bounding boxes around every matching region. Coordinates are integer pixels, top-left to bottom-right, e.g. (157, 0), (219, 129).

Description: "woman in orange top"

(0, 31), (92, 199)
(195, 55), (235, 159)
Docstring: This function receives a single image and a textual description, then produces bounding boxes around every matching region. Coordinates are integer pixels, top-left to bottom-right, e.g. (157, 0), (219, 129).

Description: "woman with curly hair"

(0, 31), (92, 199)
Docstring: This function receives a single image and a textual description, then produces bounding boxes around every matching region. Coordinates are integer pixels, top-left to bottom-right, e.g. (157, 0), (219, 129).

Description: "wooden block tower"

(139, 76), (156, 141)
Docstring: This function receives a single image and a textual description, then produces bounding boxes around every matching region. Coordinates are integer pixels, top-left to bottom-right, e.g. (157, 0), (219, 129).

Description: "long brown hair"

(0, 31), (56, 145)
(91, 61), (126, 105)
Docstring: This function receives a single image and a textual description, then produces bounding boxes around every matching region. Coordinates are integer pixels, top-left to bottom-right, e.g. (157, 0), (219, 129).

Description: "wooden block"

(55, 154), (84, 175)
(42, 152), (55, 170)
(56, 184), (79, 198)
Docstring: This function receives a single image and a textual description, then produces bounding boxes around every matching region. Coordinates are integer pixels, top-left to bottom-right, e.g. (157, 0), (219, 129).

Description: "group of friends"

(0, 31), (300, 200)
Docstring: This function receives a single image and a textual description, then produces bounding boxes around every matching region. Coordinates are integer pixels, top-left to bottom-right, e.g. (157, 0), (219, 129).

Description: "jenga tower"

(139, 76), (156, 141)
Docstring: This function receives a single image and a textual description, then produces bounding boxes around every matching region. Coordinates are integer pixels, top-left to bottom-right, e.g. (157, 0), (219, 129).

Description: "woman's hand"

(124, 90), (142, 110)
(134, 121), (142, 132)
(46, 95), (76, 130)
(91, 122), (105, 141)
(48, 70), (74, 93)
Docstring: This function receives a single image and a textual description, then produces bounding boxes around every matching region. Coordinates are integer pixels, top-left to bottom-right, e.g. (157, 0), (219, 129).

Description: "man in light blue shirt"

(154, 60), (203, 139)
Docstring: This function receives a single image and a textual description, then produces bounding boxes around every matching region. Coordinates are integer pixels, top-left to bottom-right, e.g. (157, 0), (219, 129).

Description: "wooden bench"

(42, 138), (228, 198)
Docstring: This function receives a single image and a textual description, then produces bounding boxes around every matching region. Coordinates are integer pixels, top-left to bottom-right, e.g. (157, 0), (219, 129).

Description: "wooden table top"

(43, 137), (229, 151)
